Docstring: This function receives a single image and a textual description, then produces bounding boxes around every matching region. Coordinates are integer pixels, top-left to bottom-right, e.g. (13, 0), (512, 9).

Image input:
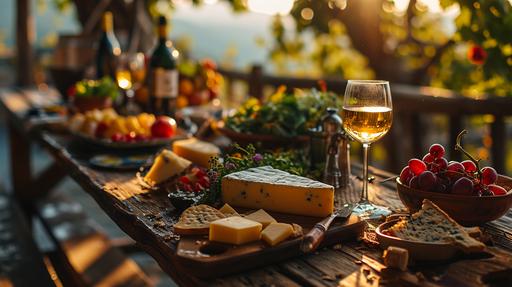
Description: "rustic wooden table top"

(2, 89), (512, 286)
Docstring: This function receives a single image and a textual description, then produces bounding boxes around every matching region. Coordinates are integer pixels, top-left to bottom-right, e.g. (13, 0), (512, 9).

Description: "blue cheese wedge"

(385, 200), (485, 253)
(221, 166), (334, 217)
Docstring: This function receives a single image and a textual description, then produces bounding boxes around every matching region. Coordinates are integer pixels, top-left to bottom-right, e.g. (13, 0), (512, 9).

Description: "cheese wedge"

(261, 223), (294, 246)
(221, 166), (334, 217)
(385, 200), (485, 253)
(383, 246), (409, 271)
(209, 216), (262, 245)
(219, 203), (240, 217)
(144, 150), (191, 186)
(172, 138), (220, 168)
(244, 209), (276, 228)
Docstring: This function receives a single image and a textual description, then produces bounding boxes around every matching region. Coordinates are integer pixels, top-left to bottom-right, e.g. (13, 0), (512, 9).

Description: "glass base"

(352, 200), (391, 220)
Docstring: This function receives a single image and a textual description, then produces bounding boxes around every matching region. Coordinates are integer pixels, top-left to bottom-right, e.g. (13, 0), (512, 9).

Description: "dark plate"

(89, 154), (152, 170)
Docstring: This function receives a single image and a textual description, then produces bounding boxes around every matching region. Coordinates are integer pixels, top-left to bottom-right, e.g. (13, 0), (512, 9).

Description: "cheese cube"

(244, 209), (276, 228)
(219, 203), (240, 217)
(261, 223), (294, 246)
(144, 150), (191, 186)
(383, 246), (409, 271)
(172, 138), (220, 168)
(222, 166), (334, 217)
(209, 217), (262, 245)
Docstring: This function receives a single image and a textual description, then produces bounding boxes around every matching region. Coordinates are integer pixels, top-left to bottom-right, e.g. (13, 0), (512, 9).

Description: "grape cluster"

(399, 144), (507, 196)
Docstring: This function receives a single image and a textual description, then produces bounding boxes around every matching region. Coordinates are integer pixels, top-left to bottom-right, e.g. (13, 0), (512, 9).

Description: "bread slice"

(385, 199), (485, 253)
(174, 205), (225, 235)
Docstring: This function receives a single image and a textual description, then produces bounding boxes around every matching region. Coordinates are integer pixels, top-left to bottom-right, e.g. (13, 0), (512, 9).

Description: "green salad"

(225, 87), (341, 137)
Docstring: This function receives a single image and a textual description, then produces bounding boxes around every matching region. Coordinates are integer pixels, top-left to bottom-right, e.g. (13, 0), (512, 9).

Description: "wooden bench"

(0, 191), (56, 287)
(35, 192), (152, 287)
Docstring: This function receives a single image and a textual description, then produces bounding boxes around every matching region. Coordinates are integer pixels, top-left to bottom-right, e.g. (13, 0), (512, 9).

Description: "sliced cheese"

(244, 209), (276, 228)
(221, 166), (334, 217)
(144, 150), (191, 186)
(209, 216), (262, 245)
(261, 223), (294, 246)
(172, 138), (220, 168)
(219, 203), (240, 217)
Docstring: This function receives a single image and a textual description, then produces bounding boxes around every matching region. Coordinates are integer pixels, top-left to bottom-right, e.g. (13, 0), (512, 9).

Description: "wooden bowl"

(217, 127), (309, 149)
(396, 175), (512, 226)
(376, 220), (461, 261)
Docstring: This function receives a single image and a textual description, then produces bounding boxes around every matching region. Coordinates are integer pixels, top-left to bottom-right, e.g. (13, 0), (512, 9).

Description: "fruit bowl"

(396, 175), (512, 226)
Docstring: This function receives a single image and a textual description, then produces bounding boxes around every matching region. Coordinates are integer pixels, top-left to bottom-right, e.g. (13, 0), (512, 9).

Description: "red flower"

(467, 45), (487, 65)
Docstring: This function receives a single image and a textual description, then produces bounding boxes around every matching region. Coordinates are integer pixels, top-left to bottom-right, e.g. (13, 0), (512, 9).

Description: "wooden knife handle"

(300, 224), (326, 253)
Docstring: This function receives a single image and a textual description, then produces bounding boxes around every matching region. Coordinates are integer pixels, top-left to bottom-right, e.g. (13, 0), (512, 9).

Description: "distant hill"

(0, 1), (274, 69)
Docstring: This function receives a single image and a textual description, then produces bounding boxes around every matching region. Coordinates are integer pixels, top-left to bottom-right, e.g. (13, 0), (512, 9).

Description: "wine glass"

(342, 80), (393, 219)
(116, 53), (145, 115)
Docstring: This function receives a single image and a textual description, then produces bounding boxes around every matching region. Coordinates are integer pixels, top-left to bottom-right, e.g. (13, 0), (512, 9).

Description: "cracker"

(174, 204), (226, 235)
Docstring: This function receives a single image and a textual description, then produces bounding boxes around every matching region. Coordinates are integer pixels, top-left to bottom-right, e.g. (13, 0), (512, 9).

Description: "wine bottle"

(148, 15), (179, 116)
(96, 11), (121, 79)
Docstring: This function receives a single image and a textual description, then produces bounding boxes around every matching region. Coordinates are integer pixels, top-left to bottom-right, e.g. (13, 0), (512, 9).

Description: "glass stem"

(361, 143), (370, 203)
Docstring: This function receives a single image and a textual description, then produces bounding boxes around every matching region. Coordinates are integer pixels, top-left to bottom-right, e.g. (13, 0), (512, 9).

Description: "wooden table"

(2, 88), (512, 286)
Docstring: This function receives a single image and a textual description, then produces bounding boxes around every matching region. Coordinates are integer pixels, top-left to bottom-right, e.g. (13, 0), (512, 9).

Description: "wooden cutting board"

(176, 211), (365, 278)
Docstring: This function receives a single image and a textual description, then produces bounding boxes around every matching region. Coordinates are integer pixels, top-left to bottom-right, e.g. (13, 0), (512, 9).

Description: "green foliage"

(225, 88), (341, 137)
(72, 77), (119, 100)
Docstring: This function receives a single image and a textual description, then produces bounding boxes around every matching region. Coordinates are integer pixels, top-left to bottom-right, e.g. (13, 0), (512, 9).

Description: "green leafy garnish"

(71, 77), (119, 100)
(225, 88), (341, 137)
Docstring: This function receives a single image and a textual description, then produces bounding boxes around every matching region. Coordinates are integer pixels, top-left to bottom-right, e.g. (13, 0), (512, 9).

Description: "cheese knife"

(300, 204), (353, 253)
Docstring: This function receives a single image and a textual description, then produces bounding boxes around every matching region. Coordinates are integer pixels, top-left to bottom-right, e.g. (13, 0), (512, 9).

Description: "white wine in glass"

(342, 80), (393, 219)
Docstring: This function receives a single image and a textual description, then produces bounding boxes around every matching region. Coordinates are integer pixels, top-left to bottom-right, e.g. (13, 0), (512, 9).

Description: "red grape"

(429, 144), (445, 158)
(399, 166), (413, 184)
(488, 184), (507, 195)
(432, 157), (448, 172)
(409, 158), (427, 176)
(481, 166), (498, 185)
(409, 176), (419, 189)
(432, 183), (447, 193)
(179, 176), (191, 185)
(422, 153), (434, 164)
(452, 177), (474, 195)
(447, 161), (464, 173)
(418, 171), (437, 190)
(461, 160), (477, 173)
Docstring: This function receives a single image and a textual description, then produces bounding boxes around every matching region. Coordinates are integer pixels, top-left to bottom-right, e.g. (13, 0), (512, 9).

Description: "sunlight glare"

(247, 0), (294, 15)
(394, 0), (410, 12)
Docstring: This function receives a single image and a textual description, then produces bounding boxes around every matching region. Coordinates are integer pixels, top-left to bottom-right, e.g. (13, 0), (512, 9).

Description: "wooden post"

(249, 65), (263, 100)
(16, 0), (34, 86)
(491, 115), (506, 174)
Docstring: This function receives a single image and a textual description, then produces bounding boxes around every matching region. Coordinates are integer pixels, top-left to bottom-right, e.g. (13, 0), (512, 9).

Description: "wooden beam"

(16, 0), (34, 86)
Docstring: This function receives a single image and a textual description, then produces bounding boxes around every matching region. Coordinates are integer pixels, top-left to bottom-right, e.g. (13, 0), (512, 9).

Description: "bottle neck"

(158, 25), (167, 42)
(102, 13), (114, 33)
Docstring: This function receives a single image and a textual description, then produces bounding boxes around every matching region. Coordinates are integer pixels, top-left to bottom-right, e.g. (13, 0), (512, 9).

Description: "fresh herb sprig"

(200, 144), (307, 205)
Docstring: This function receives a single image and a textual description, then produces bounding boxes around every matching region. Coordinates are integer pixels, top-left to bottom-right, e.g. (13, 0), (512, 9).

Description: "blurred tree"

(55, 0), (512, 95)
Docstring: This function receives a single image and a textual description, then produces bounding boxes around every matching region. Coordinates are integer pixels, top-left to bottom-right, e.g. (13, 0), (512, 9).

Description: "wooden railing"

(218, 65), (512, 174)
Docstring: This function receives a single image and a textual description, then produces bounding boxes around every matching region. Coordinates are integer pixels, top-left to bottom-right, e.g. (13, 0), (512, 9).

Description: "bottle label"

(153, 68), (178, 98)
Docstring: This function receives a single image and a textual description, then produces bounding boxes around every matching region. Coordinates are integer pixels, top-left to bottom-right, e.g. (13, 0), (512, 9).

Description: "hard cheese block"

(172, 138), (220, 168)
(222, 166), (334, 217)
(209, 216), (262, 245)
(219, 203), (240, 217)
(261, 223), (294, 246)
(144, 150), (191, 186)
(244, 209), (276, 228)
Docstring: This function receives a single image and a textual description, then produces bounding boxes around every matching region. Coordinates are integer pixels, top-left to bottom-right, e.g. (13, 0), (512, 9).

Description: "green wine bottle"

(96, 11), (121, 80)
(148, 15), (179, 117)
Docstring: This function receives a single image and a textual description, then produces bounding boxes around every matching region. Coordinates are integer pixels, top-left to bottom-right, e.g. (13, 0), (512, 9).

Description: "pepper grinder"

(321, 108), (352, 200)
